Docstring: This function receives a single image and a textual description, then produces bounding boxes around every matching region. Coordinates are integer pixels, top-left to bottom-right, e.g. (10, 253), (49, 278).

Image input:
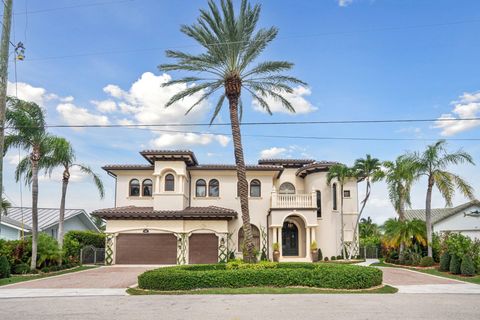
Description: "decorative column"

(278, 227), (283, 258)
(311, 227), (316, 243)
(155, 175), (161, 194)
(176, 233), (187, 265)
(105, 234), (114, 265)
(273, 228), (278, 244)
(306, 227), (311, 260)
(218, 233), (228, 263)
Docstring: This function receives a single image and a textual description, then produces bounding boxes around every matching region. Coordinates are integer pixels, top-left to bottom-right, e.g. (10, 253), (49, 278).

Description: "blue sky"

(3, 0), (480, 223)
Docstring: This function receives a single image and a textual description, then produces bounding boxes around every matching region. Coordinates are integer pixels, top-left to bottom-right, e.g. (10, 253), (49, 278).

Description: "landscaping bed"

(138, 262), (382, 291)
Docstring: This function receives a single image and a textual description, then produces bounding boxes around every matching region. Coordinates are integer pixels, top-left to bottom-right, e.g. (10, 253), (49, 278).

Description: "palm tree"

(16, 138), (105, 259)
(410, 140), (475, 258)
(359, 217), (380, 239)
(327, 164), (355, 258)
(383, 218), (426, 250)
(0, 196), (11, 239)
(348, 154), (382, 258)
(5, 97), (63, 270)
(159, 0), (306, 262)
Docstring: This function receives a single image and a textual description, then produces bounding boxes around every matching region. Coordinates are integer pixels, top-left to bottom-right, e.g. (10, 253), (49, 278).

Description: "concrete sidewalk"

(0, 288), (127, 299)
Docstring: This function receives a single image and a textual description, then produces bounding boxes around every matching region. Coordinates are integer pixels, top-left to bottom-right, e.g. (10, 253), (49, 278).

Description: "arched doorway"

(282, 221), (299, 256)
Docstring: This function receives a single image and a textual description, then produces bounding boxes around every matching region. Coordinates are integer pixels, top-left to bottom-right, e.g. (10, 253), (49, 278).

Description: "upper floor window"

(279, 182), (295, 194)
(165, 174), (175, 191)
(142, 179), (153, 196)
(196, 179), (206, 197)
(316, 190), (322, 218)
(129, 179), (140, 197)
(208, 179), (219, 197)
(332, 183), (338, 210)
(250, 179), (261, 197)
(343, 190), (351, 198)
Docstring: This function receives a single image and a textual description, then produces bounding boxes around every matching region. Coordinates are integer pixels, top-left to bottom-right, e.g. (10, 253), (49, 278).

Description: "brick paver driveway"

(1, 266), (157, 289)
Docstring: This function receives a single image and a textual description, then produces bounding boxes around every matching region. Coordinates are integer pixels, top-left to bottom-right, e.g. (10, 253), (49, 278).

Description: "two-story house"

(92, 150), (359, 265)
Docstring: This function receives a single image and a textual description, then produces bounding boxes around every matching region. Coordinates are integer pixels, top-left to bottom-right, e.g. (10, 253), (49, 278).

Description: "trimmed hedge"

(460, 256), (476, 276)
(439, 252), (451, 272)
(63, 230), (105, 260)
(0, 256), (10, 278)
(449, 255), (461, 275)
(138, 262), (382, 291)
(419, 256), (434, 267)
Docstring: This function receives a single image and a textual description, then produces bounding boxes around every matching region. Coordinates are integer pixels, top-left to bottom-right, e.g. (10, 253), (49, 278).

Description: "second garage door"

(116, 233), (177, 264)
(189, 233), (218, 264)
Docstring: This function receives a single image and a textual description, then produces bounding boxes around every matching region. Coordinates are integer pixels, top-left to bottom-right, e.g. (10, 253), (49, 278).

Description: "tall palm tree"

(383, 218), (426, 250)
(159, 0), (306, 261)
(348, 154), (382, 258)
(5, 97), (63, 270)
(327, 164), (355, 258)
(410, 140), (475, 257)
(359, 217), (380, 239)
(16, 138), (105, 258)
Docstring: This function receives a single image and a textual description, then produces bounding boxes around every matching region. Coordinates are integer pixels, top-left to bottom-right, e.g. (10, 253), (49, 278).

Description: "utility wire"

(13, 0), (135, 15)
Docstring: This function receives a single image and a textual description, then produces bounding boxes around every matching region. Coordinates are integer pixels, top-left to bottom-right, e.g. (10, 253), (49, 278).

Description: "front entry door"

(282, 221), (299, 256)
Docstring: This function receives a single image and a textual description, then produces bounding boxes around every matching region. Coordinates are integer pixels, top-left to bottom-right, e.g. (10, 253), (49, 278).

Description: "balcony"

(270, 191), (317, 209)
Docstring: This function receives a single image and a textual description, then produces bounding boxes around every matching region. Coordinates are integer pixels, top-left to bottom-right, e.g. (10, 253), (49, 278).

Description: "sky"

(2, 0), (480, 223)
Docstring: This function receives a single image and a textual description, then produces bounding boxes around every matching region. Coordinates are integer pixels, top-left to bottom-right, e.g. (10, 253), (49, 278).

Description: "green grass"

(0, 266), (97, 287)
(127, 285), (397, 295)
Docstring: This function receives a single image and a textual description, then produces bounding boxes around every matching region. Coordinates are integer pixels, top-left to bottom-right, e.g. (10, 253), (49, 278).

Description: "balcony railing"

(271, 191), (317, 209)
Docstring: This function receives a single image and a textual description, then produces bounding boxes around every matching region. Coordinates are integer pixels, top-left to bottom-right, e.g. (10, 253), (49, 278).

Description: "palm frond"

(75, 164), (105, 199)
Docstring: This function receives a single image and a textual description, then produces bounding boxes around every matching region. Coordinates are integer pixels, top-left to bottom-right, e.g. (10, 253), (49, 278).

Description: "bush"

(331, 256), (336, 261)
(0, 255), (10, 278)
(63, 230), (105, 260)
(317, 249), (323, 261)
(439, 252), (451, 271)
(419, 256), (434, 267)
(12, 263), (30, 274)
(461, 256), (476, 276)
(36, 233), (61, 268)
(324, 257), (329, 262)
(336, 255), (342, 260)
(138, 263), (382, 291)
(449, 254), (461, 274)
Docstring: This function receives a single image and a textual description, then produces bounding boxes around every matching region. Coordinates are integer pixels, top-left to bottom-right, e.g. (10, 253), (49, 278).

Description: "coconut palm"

(5, 97), (63, 270)
(410, 140), (475, 258)
(159, 0), (306, 261)
(383, 218), (426, 250)
(327, 164), (355, 258)
(348, 154), (382, 258)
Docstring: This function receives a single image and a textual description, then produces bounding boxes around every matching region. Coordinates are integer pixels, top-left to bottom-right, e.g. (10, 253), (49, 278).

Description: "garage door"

(116, 233), (177, 264)
(189, 233), (218, 264)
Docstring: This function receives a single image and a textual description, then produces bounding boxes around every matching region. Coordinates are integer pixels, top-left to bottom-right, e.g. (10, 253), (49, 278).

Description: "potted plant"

(310, 241), (318, 262)
(272, 242), (280, 262)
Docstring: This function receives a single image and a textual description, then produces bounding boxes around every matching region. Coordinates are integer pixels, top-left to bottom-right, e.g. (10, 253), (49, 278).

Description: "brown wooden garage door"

(189, 233), (218, 264)
(116, 233), (177, 264)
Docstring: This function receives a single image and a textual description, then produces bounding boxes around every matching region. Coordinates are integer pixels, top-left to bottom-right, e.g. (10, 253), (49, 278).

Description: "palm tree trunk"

(348, 179), (371, 259)
(425, 176), (434, 258)
(30, 154), (39, 271)
(398, 193), (406, 255)
(58, 168), (69, 265)
(227, 89), (255, 263)
(340, 184), (345, 259)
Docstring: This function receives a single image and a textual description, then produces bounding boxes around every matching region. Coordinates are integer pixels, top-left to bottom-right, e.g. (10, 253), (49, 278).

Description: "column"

(311, 227), (316, 243)
(155, 175), (160, 194)
(306, 227), (311, 260)
(278, 227), (282, 258)
(273, 228), (278, 244)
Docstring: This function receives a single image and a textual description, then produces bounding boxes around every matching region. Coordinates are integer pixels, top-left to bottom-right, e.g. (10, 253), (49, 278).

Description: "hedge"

(138, 262), (382, 291)
(63, 230), (105, 259)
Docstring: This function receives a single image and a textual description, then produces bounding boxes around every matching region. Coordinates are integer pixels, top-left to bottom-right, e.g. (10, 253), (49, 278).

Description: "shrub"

(36, 233), (61, 268)
(331, 256), (336, 261)
(336, 255), (342, 260)
(439, 252), (451, 271)
(63, 230), (105, 260)
(0, 255), (10, 278)
(317, 249), (323, 261)
(12, 263), (30, 274)
(461, 256), (476, 276)
(419, 256), (434, 267)
(324, 257), (329, 262)
(449, 254), (461, 274)
(138, 263), (382, 291)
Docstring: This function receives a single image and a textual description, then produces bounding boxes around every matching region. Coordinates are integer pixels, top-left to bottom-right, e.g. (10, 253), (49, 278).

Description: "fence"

(80, 245), (105, 265)
(359, 245), (380, 259)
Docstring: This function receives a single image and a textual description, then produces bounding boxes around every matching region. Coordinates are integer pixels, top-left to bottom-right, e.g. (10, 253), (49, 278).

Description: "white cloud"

(117, 118), (134, 126)
(5, 154), (21, 165)
(6, 81), (57, 106)
(91, 99), (117, 113)
(39, 166), (88, 183)
(56, 102), (109, 129)
(259, 145), (313, 159)
(434, 91), (480, 136)
(338, 0), (354, 7)
(252, 86), (316, 115)
(260, 147), (288, 159)
(150, 132), (230, 148)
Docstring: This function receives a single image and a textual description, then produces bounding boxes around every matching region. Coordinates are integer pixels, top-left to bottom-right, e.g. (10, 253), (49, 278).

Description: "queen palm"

(159, 0), (306, 261)
(5, 97), (64, 270)
(327, 164), (355, 258)
(411, 140), (474, 258)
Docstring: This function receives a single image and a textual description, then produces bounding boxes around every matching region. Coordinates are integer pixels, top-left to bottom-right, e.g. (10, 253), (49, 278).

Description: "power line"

(13, 0), (135, 15)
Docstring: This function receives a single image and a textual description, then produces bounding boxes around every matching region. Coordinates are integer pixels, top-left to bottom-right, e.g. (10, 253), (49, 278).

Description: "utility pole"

(0, 0), (13, 209)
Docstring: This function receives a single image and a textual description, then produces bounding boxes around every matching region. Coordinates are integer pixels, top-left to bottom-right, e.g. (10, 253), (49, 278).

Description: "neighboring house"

(92, 150), (359, 265)
(405, 200), (480, 240)
(0, 207), (99, 240)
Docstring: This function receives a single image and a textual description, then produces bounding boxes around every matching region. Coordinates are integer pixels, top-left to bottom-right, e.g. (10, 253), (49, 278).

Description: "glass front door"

(282, 221), (299, 256)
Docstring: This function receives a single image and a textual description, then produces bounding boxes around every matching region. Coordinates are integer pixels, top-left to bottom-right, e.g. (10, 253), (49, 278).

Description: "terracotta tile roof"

(139, 150), (198, 166)
(296, 161), (340, 177)
(103, 164), (154, 170)
(258, 159), (316, 168)
(405, 200), (480, 224)
(189, 164), (283, 171)
(92, 206), (238, 220)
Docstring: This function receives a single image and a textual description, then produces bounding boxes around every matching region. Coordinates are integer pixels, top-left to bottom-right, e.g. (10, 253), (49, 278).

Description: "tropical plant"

(158, 0), (306, 262)
(5, 97), (64, 270)
(382, 218), (426, 255)
(1, 196), (10, 214)
(409, 140), (475, 258)
(327, 164), (355, 258)
(359, 217), (380, 239)
(35, 233), (61, 268)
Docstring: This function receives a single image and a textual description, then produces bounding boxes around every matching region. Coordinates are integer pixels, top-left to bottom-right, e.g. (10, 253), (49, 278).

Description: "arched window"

(238, 225), (261, 252)
(316, 190), (322, 218)
(332, 183), (338, 210)
(279, 182), (295, 194)
(208, 179), (219, 197)
(129, 179), (140, 196)
(195, 179), (206, 197)
(165, 174), (175, 191)
(250, 179), (261, 197)
(142, 179), (153, 196)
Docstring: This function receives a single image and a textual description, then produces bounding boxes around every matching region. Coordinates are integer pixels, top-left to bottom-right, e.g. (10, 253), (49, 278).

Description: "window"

(238, 225), (261, 252)
(129, 179), (140, 196)
(279, 182), (295, 194)
(165, 174), (175, 191)
(332, 183), (338, 210)
(195, 179), (206, 197)
(316, 190), (322, 218)
(208, 179), (219, 197)
(142, 179), (153, 196)
(343, 190), (351, 198)
(250, 179), (261, 197)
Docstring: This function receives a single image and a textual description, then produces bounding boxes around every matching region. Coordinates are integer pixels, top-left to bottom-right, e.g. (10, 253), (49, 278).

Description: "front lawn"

(138, 261), (383, 291)
(0, 266), (97, 287)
